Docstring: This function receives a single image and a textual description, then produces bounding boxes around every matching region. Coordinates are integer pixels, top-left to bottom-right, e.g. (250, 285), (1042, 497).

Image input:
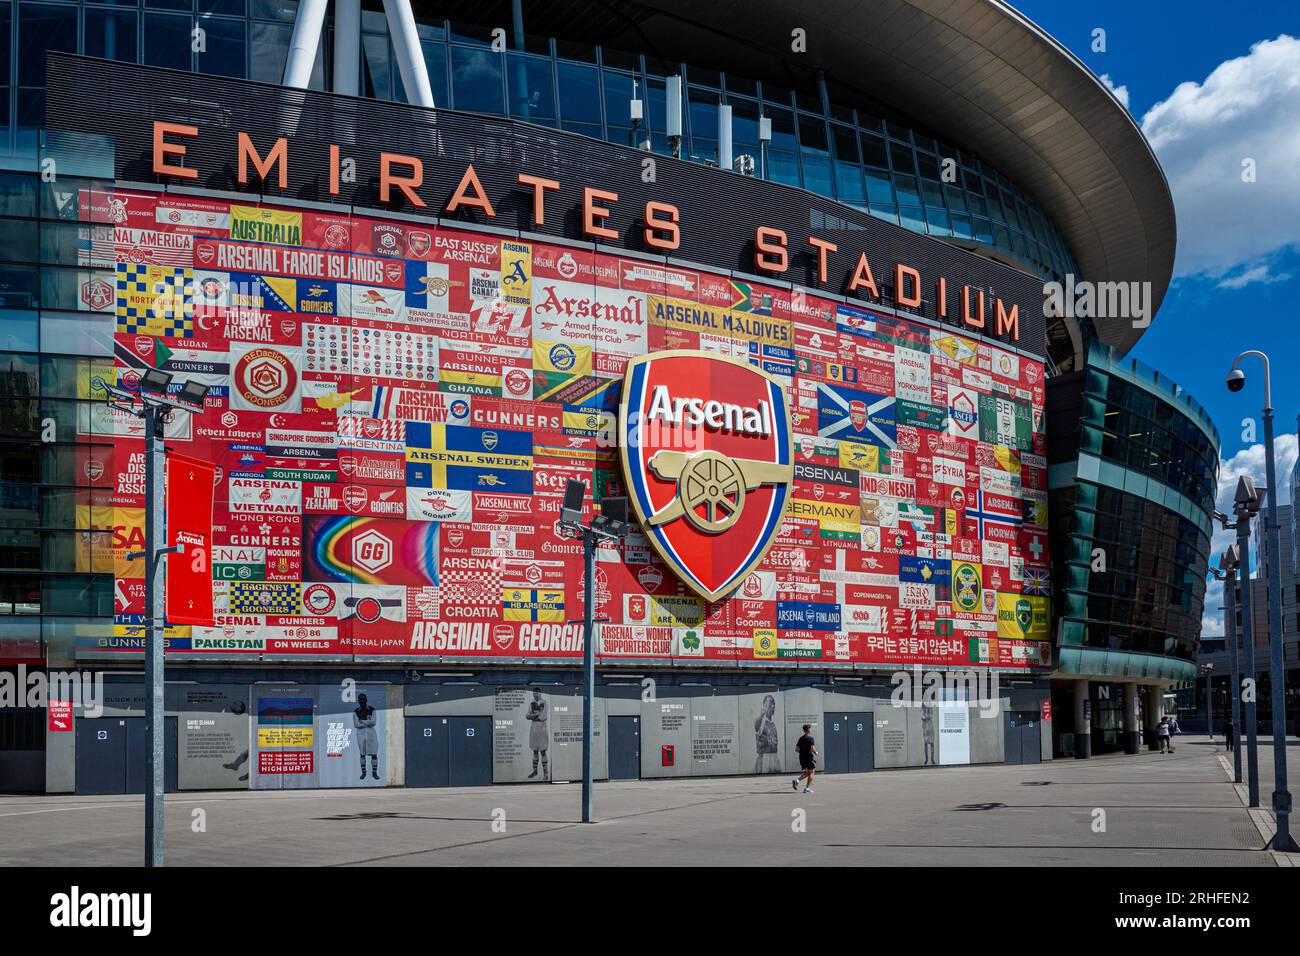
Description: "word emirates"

(149, 123), (1023, 343)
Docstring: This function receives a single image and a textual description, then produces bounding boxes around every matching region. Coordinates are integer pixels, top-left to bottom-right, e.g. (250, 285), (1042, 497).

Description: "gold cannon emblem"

(645, 450), (793, 534)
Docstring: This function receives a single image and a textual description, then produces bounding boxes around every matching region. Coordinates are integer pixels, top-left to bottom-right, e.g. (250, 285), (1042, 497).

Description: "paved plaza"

(2, 738), (1296, 866)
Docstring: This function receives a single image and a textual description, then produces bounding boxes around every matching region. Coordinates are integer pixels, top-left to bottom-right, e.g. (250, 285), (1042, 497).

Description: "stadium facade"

(0, 0), (1215, 792)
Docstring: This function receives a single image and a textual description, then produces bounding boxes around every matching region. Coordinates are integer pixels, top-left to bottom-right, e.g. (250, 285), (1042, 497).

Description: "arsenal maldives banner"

(87, 185), (1051, 668)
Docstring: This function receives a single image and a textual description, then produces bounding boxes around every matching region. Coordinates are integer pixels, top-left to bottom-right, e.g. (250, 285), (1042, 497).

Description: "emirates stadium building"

(0, 0), (1215, 792)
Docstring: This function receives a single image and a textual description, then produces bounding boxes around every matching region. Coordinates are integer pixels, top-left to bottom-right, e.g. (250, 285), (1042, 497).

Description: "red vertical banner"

(165, 452), (215, 626)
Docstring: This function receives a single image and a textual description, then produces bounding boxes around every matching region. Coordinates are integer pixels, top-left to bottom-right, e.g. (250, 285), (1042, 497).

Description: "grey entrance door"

(608, 715), (641, 779)
(77, 717), (177, 794)
(823, 712), (874, 773)
(76, 719), (128, 795)
(404, 716), (450, 788)
(448, 717), (491, 786)
(1004, 711), (1041, 764)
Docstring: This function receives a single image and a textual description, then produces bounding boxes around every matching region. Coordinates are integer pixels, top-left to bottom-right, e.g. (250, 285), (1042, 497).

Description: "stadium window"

(84, 9), (139, 64)
(506, 53), (556, 125)
(419, 39), (449, 109)
(450, 44), (504, 115)
(144, 13), (194, 71)
(198, 16), (247, 79)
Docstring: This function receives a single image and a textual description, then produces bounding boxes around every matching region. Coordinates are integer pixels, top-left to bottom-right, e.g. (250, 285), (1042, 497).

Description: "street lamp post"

(1233, 483), (1261, 808)
(103, 370), (208, 866)
(1220, 545), (1244, 782)
(1226, 352), (1299, 851)
(558, 479), (629, 824)
(1202, 663), (1214, 741)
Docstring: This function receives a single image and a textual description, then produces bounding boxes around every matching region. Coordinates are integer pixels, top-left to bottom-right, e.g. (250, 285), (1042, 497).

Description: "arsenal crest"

(619, 351), (793, 601)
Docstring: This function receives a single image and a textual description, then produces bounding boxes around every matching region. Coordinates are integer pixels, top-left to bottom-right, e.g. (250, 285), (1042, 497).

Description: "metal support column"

(1122, 682), (1140, 755)
(1260, 406), (1298, 849)
(382, 0), (435, 107)
(1237, 513), (1261, 807)
(1072, 679), (1091, 758)
(143, 404), (165, 867)
(581, 527), (595, 823)
(1225, 568), (1243, 781)
(282, 0), (328, 88)
(333, 0), (361, 96)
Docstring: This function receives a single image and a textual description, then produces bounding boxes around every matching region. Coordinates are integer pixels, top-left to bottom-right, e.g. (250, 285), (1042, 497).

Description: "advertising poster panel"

(177, 684), (251, 789)
(317, 682), (389, 787)
(488, 685), (607, 783)
(252, 685), (319, 789)
(937, 701), (972, 766)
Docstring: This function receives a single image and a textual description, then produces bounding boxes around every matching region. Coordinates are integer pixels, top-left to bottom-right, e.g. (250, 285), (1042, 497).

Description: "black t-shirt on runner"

(796, 734), (816, 756)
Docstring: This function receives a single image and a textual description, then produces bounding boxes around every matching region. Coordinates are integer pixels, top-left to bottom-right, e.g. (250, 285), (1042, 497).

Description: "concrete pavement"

(2, 737), (1293, 866)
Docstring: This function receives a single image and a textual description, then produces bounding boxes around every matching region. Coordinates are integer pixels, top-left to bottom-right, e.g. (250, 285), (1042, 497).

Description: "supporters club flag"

(165, 452), (215, 626)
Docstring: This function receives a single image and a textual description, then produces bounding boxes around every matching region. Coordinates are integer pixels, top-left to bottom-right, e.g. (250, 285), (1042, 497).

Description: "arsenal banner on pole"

(165, 452), (215, 626)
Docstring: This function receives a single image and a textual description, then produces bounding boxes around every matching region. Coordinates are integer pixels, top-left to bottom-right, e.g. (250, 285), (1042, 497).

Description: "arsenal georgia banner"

(620, 350), (794, 601)
(165, 452), (215, 626)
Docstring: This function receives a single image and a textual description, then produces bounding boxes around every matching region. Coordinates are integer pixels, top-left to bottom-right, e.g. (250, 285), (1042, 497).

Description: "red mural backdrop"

(71, 187), (1051, 668)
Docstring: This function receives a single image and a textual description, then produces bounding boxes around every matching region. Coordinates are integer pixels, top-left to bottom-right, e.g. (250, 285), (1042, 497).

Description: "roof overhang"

(513, 0), (1176, 355)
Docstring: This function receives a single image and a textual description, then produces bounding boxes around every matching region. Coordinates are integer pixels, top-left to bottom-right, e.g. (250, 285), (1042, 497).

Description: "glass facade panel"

(85, 9), (139, 63)
(556, 59), (600, 135)
(506, 53), (556, 124)
(450, 45), (504, 115)
(144, 13), (194, 71)
(0, 5), (1080, 283)
(1048, 347), (1220, 669)
(198, 16), (247, 78)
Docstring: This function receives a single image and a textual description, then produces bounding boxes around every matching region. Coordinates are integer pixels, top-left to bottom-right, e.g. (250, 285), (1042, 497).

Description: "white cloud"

(1215, 260), (1292, 289)
(1097, 73), (1130, 109)
(1201, 434), (1296, 637)
(1140, 35), (1300, 285)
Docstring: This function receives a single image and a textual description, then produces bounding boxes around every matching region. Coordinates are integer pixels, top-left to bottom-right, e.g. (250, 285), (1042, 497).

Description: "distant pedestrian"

(1222, 719), (1235, 751)
(1157, 717), (1172, 753)
(1168, 714), (1180, 735)
(792, 724), (817, 794)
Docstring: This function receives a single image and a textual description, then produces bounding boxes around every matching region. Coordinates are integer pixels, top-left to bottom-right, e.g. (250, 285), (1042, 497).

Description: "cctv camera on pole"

(1226, 349), (1298, 851)
(557, 478), (629, 823)
(104, 372), (209, 866)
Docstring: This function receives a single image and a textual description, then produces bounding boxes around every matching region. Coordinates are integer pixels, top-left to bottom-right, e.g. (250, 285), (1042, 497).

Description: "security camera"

(405, 669), (422, 682)
(1226, 368), (1246, 392)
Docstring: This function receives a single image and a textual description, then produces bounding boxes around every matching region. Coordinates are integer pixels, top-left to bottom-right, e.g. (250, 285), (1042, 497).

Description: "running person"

(792, 724), (817, 793)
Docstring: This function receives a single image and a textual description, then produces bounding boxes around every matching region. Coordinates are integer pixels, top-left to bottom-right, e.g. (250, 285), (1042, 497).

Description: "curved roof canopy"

(439, 0), (1176, 355)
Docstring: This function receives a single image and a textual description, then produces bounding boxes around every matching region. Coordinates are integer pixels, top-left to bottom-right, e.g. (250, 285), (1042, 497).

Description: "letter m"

(994, 300), (1019, 340)
(238, 132), (288, 190)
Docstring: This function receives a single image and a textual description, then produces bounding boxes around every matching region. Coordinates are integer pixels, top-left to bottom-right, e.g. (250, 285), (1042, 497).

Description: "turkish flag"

(165, 452), (215, 626)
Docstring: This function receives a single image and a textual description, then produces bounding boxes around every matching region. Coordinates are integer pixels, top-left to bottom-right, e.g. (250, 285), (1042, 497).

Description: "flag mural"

(80, 186), (1050, 668)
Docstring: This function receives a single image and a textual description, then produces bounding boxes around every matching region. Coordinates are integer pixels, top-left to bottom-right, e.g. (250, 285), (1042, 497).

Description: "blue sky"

(1015, 1), (1300, 630)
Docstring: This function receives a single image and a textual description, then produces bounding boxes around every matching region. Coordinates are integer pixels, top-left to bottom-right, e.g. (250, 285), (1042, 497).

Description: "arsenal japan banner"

(166, 452), (216, 626)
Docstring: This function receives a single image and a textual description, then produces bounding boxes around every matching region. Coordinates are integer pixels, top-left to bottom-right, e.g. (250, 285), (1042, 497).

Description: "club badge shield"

(619, 351), (794, 601)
